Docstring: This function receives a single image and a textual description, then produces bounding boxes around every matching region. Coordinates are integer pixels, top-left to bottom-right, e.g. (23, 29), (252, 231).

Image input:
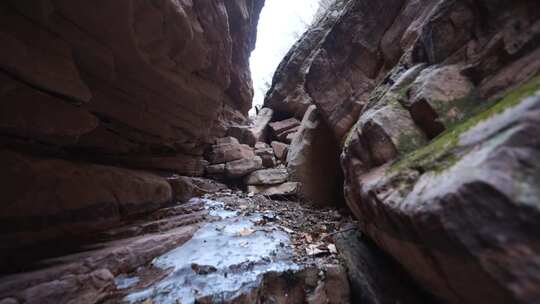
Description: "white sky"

(249, 0), (320, 116)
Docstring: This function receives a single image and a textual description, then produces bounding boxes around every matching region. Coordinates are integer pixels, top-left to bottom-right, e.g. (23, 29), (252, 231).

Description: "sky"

(249, 0), (320, 116)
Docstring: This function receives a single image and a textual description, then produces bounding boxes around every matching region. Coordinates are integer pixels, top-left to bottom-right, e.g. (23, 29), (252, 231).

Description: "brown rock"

(244, 168), (289, 185)
(216, 137), (240, 145)
(255, 142), (270, 149)
(305, 0), (405, 142)
(205, 163), (226, 175)
(407, 64), (475, 138)
(276, 125), (300, 143)
(109, 154), (207, 177)
(263, 0), (349, 119)
(271, 141), (289, 161)
(255, 147), (277, 168)
(307, 265), (351, 304)
(342, 81), (540, 304)
(168, 176), (227, 203)
(250, 107), (274, 143)
(0, 73), (99, 145)
(335, 227), (427, 304)
(227, 125), (257, 147)
(208, 143), (255, 165)
(287, 105), (343, 205)
(247, 182), (299, 197)
(0, 150), (172, 250)
(0, 3), (92, 102)
(269, 118), (301, 135)
(0, 221), (198, 303)
(225, 156), (263, 178)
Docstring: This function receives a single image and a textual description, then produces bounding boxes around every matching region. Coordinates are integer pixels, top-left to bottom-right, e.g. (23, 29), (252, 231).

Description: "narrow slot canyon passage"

(1, 1), (540, 304)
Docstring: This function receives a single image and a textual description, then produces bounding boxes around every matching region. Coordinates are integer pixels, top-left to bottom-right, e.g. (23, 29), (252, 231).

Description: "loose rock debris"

(203, 189), (357, 269)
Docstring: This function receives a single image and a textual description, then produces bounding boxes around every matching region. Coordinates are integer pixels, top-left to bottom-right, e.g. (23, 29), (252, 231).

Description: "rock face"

(0, 149), (172, 250)
(287, 105), (343, 205)
(0, 0), (264, 249)
(265, 0), (540, 303)
(335, 227), (428, 304)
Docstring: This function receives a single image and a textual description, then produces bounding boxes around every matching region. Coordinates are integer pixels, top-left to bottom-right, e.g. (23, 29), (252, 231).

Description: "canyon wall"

(265, 0), (540, 303)
(0, 0), (264, 251)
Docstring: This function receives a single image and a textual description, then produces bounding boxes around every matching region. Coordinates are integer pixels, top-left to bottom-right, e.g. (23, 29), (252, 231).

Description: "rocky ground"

(0, 187), (356, 304)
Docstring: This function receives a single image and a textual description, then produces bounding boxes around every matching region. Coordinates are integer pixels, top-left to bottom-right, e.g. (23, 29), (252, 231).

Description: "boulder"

(207, 143), (255, 164)
(342, 79), (540, 304)
(271, 141), (289, 161)
(255, 142), (270, 149)
(225, 156), (263, 178)
(269, 118), (301, 135)
(255, 148), (277, 168)
(225, 108), (274, 146)
(307, 265), (351, 304)
(407, 65), (476, 138)
(247, 182), (299, 197)
(245, 168), (289, 185)
(287, 105), (343, 205)
(227, 125), (257, 147)
(250, 107), (274, 143)
(205, 163), (226, 175)
(335, 227), (427, 304)
(276, 125), (300, 143)
(215, 137), (240, 145)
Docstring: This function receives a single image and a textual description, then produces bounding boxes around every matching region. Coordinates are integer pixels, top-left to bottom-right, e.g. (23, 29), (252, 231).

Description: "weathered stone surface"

(225, 108), (274, 147)
(263, 0), (349, 119)
(0, 73), (99, 146)
(247, 182), (299, 197)
(245, 168), (289, 185)
(407, 64), (476, 138)
(269, 118), (301, 135)
(250, 107), (274, 143)
(307, 265), (350, 304)
(0, 204), (201, 303)
(0, 149), (172, 250)
(225, 156), (263, 178)
(216, 137), (240, 145)
(205, 163), (226, 175)
(255, 141), (270, 149)
(335, 227), (428, 304)
(0, 0), (263, 154)
(207, 143), (255, 165)
(167, 176), (228, 203)
(255, 147), (277, 168)
(305, 0), (406, 142)
(276, 126), (300, 144)
(227, 125), (256, 146)
(343, 82), (540, 304)
(271, 141), (289, 161)
(0, 0), (264, 254)
(268, 1), (540, 303)
(287, 105), (343, 205)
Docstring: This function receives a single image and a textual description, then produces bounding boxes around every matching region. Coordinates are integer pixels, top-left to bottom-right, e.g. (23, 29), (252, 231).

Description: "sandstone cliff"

(0, 0), (264, 250)
(264, 0), (540, 303)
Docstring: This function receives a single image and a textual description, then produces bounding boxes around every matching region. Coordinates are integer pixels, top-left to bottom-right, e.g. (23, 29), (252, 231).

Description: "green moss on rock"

(388, 74), (540, 175)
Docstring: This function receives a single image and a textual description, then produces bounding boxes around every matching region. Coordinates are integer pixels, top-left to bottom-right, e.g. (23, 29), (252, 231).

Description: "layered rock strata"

(0, 0), (264, 249)
(265, 0), (540, 303)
